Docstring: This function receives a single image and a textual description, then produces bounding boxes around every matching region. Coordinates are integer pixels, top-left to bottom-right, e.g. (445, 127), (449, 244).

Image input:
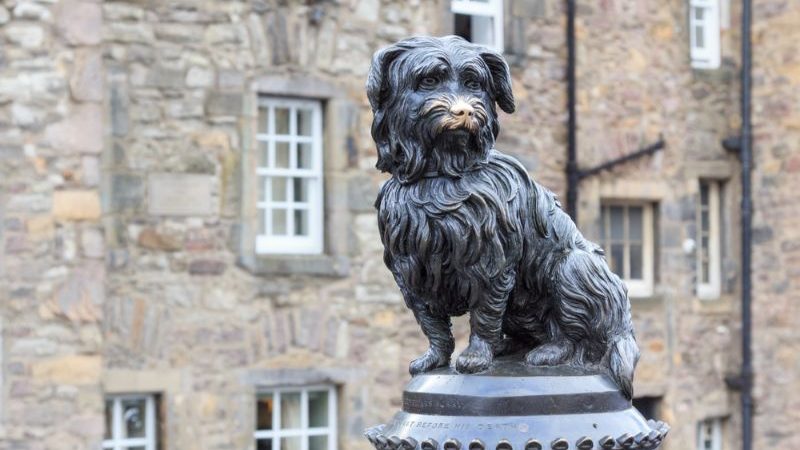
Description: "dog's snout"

(450, 103), (474, 117)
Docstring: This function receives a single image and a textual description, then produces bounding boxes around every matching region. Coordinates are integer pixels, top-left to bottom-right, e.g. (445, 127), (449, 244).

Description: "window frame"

(254, 385), (338, 450)
(103, 394), (158, 450)
(255, 97), (324, 255)
(451, 0), (504, 52)
(600, 202), (655, 298)
(697, 180), (722, 299)
(689, 0), (721, 69)
(697, 417), (723, 450)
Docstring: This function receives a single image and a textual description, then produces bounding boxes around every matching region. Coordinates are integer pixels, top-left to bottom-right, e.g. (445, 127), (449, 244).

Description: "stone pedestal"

(366, 360), (669, 450)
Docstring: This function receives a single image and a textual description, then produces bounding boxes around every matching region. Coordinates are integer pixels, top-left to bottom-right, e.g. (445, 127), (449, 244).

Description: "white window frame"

(103, 394), (157, 450)
(689, 0), (721, 69)
(601, 202), (655, 298)
(697, 417), (723, 450)
(451, 0), (504, 52)
(256, 97), (324, 255)
(254, 385), (338, 450)
(697, 180), (722, 299)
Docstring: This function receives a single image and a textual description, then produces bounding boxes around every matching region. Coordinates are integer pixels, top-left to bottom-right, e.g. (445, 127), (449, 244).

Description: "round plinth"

(365, 360), (669, 450)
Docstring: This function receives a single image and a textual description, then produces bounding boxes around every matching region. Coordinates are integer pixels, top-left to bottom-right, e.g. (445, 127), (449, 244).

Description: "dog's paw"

(525, 342), (572, 366)
(409, 347), (449, 375)
(456, 335), (493, 373)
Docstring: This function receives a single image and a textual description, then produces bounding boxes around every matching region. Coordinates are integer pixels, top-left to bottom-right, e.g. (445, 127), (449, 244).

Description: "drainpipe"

(740, 0), (754, 448)
(565, 0), (578, 220)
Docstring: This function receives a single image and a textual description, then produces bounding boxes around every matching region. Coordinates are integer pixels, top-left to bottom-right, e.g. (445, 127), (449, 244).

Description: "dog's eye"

(419, 77), (439, 89)
(465, 79), (482, 90)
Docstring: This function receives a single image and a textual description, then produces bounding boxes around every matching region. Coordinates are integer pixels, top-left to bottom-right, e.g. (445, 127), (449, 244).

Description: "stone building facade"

(0, 0), (797, 450)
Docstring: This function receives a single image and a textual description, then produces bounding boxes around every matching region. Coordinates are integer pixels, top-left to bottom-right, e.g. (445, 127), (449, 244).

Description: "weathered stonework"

(0, 1), (797, 450)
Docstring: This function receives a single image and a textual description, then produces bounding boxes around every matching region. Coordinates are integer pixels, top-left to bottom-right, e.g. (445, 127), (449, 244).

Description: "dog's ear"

(367, 44), (407, 112)
(480, 49), (515, 114)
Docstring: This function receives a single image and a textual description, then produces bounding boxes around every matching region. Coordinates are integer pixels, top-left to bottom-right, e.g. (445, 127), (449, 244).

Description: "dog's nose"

(450, 103), (474, 117)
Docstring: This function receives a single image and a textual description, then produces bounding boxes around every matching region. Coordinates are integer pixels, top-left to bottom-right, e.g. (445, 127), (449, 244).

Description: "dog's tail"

(607, 332), (639, 400)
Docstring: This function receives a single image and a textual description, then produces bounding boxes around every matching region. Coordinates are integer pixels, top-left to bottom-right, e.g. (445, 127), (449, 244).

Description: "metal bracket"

(577, 138), (666, 181)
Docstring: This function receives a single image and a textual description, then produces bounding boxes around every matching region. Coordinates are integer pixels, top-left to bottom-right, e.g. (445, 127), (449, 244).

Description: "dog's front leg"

(409, 303), (454, 375)
(457, 269), (514, 373)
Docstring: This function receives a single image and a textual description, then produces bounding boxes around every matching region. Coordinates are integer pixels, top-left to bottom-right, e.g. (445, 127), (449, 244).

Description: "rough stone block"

(188, 259), (226, 275)
(4, 23), (45, 49)
(138, 228), (182, 252)
(147, 173), (214, 216)
(206, 91), (244, 116)
(53, 190), (102, 221)
(70, 49), (104, 102)
(111, 174), (144, 213)
(31, 355), (102, 384)
(56, 1), (102, 46)
(44, 104), (104, 154)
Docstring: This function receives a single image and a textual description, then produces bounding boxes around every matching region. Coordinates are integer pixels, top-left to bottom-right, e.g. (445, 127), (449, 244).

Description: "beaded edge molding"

(365, 420), (670, 450)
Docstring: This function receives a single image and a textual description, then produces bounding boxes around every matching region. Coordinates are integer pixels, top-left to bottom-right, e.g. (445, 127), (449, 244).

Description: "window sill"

(238, 253), (350, 278)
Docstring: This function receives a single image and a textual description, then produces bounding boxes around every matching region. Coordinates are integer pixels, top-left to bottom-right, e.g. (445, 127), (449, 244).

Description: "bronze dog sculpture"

(367, 36), (639, 398)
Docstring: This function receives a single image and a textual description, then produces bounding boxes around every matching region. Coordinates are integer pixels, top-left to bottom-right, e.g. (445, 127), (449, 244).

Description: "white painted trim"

(689, 0), (721, 69)
(451, 0), (504, 52)
(697, 181), (722, 299)
(102, 394), (157, 450)
(255, 386), (337, 450)
(256, 98), (324, 255)
(601, 202), (655, 298)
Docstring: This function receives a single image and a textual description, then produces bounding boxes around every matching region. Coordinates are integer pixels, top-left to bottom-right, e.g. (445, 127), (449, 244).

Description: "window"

(103, 394), (158, 450)
(451, 0), (504, 52)
(689, 0), (721, 69)
(697, 418), (723, 450)
(697, 180), (723, 299)
(256, 98), (324, 255)
(255, 386), (337, 450)
(600, 203), (655, 298)
(632, 396), (661, 421)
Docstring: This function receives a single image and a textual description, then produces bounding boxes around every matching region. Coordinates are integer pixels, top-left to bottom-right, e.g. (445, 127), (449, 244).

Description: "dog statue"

(367, 36), (639, 398)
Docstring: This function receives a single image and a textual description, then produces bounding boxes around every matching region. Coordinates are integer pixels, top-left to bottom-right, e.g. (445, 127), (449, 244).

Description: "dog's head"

(367, 36), (515, 183)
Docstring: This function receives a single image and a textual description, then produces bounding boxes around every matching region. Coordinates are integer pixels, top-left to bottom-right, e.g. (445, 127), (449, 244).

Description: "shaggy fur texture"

(367, 36), (639, 398)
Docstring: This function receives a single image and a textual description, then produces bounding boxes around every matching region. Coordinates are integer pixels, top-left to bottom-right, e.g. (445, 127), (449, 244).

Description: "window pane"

(702, 261), (710, 283)
(256, 394), (274, 431)
(610, 243), (624, 276)
(701, 210), (710, 231)
(281, 392), (302, 429)
(294, 210), (308, 236)
(695, 26), (705, 48)
(259, 208), (267, 235)
(275, 142), (290, 169)
(297, 143), (313, 169)
(104, 399), (113, 440)
(281, 437), (302, 450)
(630, 244), (643, 280)
(470, 15), (494, 46)
(297, 109), (313, 136)
(275, 108), (290, 135)
(610, 206), (625, 240)
(454, 14), (472, 42)
(259, 141), (269, 167)
(272, 209), (287, 235)
(121, 398), (146, 439)
(123, 447), (145, 450)
(694, 6), (704, 20)
(258, 107), (270, 133)
(293, 178), (308, 203)
(271, 178), (287, 202)
(310, 435), (328, 450)
(308, 391), (329, 427)
(257, 439), (273, 450)
(629, 206), (643, 241)
(700, 182), (710, 206)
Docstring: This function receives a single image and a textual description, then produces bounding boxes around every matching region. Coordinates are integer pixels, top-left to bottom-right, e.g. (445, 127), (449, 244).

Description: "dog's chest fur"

(376, 153), (528, 314)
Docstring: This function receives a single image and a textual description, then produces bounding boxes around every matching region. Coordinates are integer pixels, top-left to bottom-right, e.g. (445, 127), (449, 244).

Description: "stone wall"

(750, 1), (800, 448)
(0, 0), (797, 449)
(0, 0), (106, 448)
